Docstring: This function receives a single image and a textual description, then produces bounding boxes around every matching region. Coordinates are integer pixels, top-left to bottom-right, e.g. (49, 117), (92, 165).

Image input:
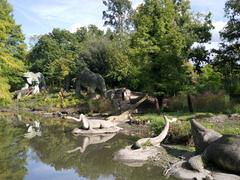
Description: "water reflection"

(0, 114), (172, 180)
(0, 117), (27, 180)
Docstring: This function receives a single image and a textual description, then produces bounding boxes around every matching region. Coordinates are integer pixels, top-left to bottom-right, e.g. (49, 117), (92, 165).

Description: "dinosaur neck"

(151, 117), (170, 144)
(79, 114), (90, 129)
(191, 119), (207, 132)
(191, 119), (222, 154)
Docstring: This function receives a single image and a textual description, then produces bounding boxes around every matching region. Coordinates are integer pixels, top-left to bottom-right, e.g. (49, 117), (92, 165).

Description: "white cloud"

(132, 0), (143, 9)
(211, 21), (226, 42)
(199, 21), (227, 50)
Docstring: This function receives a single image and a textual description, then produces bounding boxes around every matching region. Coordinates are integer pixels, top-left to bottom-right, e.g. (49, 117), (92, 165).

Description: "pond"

(0, 114), (175, 180)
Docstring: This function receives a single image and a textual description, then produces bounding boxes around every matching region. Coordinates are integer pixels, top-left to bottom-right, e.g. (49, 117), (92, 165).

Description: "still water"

(0, 114), (172, 180)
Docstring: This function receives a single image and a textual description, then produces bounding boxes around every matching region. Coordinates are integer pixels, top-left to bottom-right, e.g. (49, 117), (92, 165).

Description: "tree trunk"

(187, 94), (193, 113)
(64, 75), (71, 91)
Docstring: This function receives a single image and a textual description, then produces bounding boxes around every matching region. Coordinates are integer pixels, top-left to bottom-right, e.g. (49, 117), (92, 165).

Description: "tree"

(0, 0), (26, 105)
(195, 65), (223, 93)
(213, 0), (240, 94)
(28, 28), (78, 86)
(131, 0), (188, 96)
(130, 0), (214, 97)
(173, 0), (213, 72)
(78, 29), (133, 87)
(102, 0), (133, 34)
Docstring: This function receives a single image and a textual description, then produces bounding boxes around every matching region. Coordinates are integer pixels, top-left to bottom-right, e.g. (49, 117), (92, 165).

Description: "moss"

(142, 139), (153, 147)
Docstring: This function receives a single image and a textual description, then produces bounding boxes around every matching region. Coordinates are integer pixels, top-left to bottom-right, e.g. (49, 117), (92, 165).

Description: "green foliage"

(136, 113), (240, 144)
(130, 0), (214, 96)
(213, 0), (240, 94)
(164, 94), (189, 112)
(0, 77), (11, 106)
(195, 65), (223, 93)
(105, 39), (134, 84)
(102, 0), (133, 34)
(0, 0), (26, 104)
(233, 104), (240, 113)
(28, 28), (78, 86)
(28, 25), (135, 89)
(131, 0), (187, 95)
(192, 92), (231, 113)
(17, 91), (81, 110)
(87, 98), (112, 113)
(164, 92), (231, 113)
(189, 46), (210, 73)
(0, 118), (27, 179)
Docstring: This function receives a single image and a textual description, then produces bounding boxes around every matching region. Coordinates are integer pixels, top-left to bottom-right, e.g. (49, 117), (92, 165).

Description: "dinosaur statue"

(67, 133), (116, 153)
(106, 95), (149, 123)
(66, 114), (115, 130)
(131, 115), (177, 149)
(113, 115), (177, 166)
(188, 119), (240, 174)
(16, 72), (46, 99)
(75, 68), (106, 97)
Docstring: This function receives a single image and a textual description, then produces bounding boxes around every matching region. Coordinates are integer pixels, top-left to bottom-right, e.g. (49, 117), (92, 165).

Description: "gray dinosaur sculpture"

(75, 68), (106, 97)
(189, 119), (240, 174)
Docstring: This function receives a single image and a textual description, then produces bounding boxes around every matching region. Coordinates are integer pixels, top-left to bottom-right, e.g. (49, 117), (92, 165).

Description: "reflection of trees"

(0, 118), (28, 180)
(29, 129), (166, 180)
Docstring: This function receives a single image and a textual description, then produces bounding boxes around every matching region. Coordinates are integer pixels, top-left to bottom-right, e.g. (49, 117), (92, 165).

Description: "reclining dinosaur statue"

(113, 115), (177, 167)
(131, 115), (177, 149)
(163, 119), (240, 180)
(66, 114), (115, 129)
(65, 114), (121, 134)
(188, 119), (240, 174)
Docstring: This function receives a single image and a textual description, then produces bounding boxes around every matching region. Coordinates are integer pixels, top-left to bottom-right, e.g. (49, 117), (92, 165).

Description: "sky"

(9, 0), (228, 48)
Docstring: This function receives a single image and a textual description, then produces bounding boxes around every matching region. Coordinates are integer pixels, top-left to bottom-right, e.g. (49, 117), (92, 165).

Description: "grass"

(13, 90), (113, 115)
(16, 91), (81, 110)
(135, 112), (240, 145)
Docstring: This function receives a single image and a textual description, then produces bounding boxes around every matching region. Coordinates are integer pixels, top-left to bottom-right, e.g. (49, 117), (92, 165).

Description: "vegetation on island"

(0, 0), (240, 136)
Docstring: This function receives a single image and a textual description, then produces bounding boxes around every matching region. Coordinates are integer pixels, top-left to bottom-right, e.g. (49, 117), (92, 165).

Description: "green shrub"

(87, 98), (112, 113)
(164, 91), (231, 113)
(164, 94), (188, 112)
(233, 104), (240, 113)
(0, 77), (12, 106)
(192, 91), (231, 113)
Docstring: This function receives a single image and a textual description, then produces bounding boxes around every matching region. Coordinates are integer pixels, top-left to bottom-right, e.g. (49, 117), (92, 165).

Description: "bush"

(87, 98), (112, 113)
(164, 91), (231, 113)
(192, 91), (231, 113)
(163, 94), (188, 112)
(0, 77), (12, 106)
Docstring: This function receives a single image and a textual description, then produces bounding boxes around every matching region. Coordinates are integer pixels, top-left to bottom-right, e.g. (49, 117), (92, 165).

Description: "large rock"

(76, 68), (106, 97)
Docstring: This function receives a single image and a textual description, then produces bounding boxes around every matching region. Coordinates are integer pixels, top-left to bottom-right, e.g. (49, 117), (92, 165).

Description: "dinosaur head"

(191, 119), (222, 154)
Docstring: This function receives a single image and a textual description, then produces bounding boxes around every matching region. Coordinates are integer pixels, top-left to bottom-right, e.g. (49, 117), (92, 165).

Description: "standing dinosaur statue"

(131, 115), (177, 149)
